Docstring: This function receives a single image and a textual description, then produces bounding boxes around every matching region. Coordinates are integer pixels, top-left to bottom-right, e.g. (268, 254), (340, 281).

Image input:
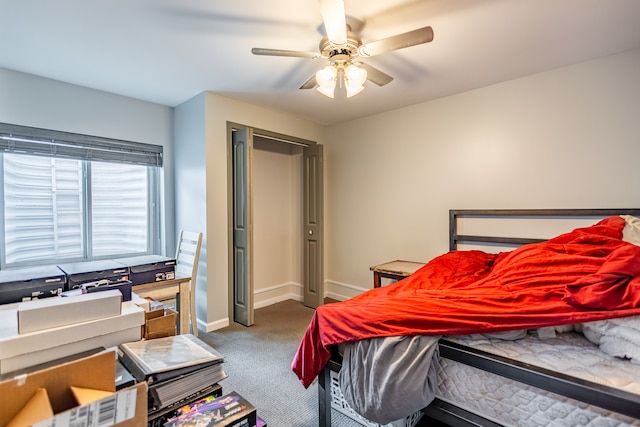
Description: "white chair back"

(175, 230), (202, 336)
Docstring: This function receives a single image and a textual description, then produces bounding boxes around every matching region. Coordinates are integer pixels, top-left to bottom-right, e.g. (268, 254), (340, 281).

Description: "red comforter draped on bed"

(292, 216), (640, 388)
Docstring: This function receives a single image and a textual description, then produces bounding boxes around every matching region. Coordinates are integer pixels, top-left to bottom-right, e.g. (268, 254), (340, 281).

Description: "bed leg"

(318, 366), (332, 427)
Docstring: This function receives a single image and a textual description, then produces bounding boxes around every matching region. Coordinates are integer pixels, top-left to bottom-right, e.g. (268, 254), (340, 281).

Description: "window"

(0, 123), (162, 269)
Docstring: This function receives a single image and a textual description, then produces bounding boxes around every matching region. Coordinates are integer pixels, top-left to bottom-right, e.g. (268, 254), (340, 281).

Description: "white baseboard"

(202, 317), (229, 333)
(324, 280), (368, 301)
(254, 282), (303, 308)
(254, 292), (303, 309)
(253, 280), (369, 304)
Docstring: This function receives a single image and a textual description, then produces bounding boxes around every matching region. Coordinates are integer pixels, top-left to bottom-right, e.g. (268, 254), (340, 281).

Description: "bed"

(292, 209), (640, 427)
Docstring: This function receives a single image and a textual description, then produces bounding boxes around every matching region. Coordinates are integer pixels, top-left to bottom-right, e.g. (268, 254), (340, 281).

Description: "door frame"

(226, 122), (323, 326)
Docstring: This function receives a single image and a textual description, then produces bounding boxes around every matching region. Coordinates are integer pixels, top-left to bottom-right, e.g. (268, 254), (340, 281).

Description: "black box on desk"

(85, 279), (133, 302)
(164, 391), (256, 427)
(113, 255), (176, 286)
(0, 265), (66, 305)
(57, 259), (130, 291)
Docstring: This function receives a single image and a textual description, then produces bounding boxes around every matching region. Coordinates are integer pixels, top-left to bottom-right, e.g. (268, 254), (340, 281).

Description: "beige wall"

(253, 139), (303, 307)
(324, 49), (640, 298)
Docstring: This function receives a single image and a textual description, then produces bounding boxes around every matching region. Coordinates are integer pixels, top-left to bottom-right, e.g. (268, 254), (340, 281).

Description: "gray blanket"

(338, 335), (441, 424)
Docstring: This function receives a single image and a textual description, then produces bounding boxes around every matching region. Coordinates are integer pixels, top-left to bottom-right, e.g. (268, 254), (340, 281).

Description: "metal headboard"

(449, 209), (640, 251)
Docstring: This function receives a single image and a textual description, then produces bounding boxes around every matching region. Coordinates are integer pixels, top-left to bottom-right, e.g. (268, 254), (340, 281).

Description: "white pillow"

(621, 214), (640, 246)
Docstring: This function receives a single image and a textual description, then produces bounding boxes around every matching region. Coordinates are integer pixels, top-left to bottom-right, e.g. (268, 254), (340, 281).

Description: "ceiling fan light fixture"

(344, 64), (367, 98)
(345, 64), (367, 87)
(316, 65), (337, 98)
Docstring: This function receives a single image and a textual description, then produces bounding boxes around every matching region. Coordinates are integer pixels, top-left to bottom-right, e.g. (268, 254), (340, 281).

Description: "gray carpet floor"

(197, 299), (377, 427)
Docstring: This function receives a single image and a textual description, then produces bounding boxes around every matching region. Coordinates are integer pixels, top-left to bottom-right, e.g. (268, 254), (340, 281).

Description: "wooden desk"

(370, 260), (426, 288)
(132, 274), (191, 334)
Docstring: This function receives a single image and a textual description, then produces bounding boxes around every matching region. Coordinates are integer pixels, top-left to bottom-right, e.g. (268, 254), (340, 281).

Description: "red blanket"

(292, 216), (640, 388)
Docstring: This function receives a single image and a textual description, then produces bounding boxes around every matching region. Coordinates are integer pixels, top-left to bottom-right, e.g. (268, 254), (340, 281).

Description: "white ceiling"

(2, 0), (640, 126)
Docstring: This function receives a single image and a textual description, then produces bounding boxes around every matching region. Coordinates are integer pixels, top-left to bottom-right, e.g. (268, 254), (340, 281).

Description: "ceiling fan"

(251, 0), (434, 98)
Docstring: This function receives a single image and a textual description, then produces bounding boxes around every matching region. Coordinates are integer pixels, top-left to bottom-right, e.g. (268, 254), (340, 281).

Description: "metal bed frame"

(318, 209), (640, 427)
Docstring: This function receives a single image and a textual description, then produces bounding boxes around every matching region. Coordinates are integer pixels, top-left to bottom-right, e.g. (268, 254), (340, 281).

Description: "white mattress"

(436, 332), (640, 426)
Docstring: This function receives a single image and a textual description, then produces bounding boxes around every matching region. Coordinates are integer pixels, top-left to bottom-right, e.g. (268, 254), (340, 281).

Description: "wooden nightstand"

(370, 260), (426, 288)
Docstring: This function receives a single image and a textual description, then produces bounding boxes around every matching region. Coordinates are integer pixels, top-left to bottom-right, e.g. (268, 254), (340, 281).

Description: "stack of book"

(117, 334), (227, 423)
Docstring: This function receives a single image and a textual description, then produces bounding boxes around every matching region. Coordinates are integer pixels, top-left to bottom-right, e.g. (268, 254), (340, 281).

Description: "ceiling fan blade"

(300, 75), (318, 90)
(251, 48), (320, 59)
(319, 0), (347, 45)
(358, 26), (434, 57)
(359, 63), (393, 86)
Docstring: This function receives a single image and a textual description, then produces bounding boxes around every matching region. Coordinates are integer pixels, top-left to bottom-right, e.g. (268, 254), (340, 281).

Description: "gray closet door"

(303, 143), (323, 308)
(232, 127), (253, 326)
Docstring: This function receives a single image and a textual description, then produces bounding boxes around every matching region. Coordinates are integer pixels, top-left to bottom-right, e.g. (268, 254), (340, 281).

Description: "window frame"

(0, 123), (163, 269)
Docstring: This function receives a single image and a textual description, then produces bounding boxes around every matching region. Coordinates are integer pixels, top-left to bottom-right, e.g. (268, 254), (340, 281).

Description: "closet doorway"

(228, 123), (323, 326)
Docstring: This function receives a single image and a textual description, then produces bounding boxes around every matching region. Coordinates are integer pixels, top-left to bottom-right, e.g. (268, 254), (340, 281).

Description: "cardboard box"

(0, 301), (144, 374)
(17, 290), (122, 334)
(0, 351), (147, 427)
(143, 308), (177, 339)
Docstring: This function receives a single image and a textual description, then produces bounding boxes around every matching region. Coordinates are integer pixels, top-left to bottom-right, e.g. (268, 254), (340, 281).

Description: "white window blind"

(3, 155), (84, 264)
(91, 162), (148, 257)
